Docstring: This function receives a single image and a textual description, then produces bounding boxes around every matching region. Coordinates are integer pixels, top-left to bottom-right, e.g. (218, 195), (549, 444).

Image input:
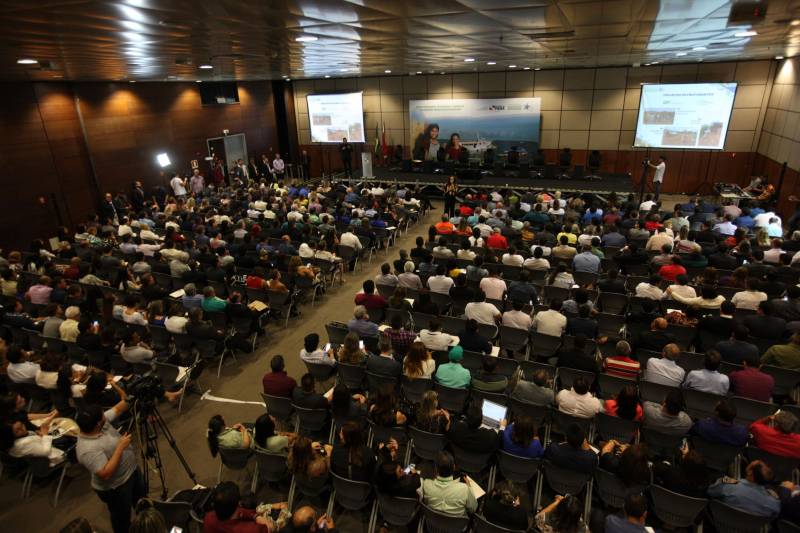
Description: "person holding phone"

(75, 399), (141, 533)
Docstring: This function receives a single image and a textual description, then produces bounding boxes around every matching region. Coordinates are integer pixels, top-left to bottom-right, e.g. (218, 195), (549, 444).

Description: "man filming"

(75, 399), (143, 533)
(647, 155), (666, 202)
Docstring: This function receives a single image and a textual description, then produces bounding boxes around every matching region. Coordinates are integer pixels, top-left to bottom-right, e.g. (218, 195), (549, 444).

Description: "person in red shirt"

(658, 255), (687, 282)
(262, 355), (297, 397)
(486, 228), (508, 250)
(750, 411), (800, 458)
(459, 198), (474, 218)
(729, 354), (774, 402)
(246, 267), (268, 290)
(602, 340), (641, 379)
(354, 280), (388, 315)
(434, 214), (455, 234)
(603, 383), (643, 421)
(203, 481), (272, 533)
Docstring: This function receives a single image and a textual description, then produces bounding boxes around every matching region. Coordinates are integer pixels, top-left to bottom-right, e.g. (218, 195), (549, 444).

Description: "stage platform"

(348, 167), (636, 196)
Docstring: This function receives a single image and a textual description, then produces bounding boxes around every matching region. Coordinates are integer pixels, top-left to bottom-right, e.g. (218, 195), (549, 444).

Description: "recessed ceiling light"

(285, 78), (291, 82)
(693, 46), (707, 51)
(534, 67), (541, 71)
(776, 55), (785, 60)
(195, 80), (201, 83)
(384, 69), (391, 73)
(416, 71), (422, 74)
(167, 75), (177, 79)
(676, 52), (687, 56)
(340, 68), (349, 72)
(296, 36), (318, 42)
(440, 71), (445, 75)
(651, 61), (660, 65)
(199, 64), (213, 69)
(487, 61), (496, 65)
(129, 80), (137, 83)
(508, 64), (517, 68)
(735, 30), (757, 37)
(464, 58), (475, 62)
(792, 20), (800, 26)
(523, 67), (531, 70)
(644, 63), (651, 66)
(324, 75), (330, 78)
(17, 58), (37, 64)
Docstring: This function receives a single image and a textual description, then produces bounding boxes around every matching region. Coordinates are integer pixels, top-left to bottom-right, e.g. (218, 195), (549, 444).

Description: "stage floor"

(355, 167), (636, 195)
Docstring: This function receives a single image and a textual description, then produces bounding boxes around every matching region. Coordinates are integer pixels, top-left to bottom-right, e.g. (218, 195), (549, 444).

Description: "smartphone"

(323, 343), (331, 352)
(170, 528), (183, 533)
(359, 340), (365, 350)
(92, 320), (99, 327)
(404, 463), (415, 474)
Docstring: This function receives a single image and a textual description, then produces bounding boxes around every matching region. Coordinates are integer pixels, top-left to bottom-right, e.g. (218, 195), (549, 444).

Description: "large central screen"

(306, 92), (365, 143)
(634, 83), (738, 150)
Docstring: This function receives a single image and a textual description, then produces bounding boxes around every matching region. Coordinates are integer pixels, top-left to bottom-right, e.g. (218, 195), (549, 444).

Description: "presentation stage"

(307, 92), (365, 143)
(634, 83), (738, 150)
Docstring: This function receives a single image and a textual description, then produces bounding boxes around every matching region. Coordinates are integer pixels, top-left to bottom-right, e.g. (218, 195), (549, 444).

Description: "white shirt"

(340, 232), (362, 251)
(7, 361), (41, 384)
(501, 253), (524, 267)
(556, 389), (604, 419)
(427, 275), (455, 294)
(639, 200), (656, 212)
(664, 285), (696, 300)
(532, 309), (567, 337)
(464, 302), (501, 325)
(502, 310), (532, 330)
(523, 257), (550, 270)
(170, 176), (187, 196)
(731, 290), (768, 311)
(165, 315), (188, 334)
(653, 161), (666, 183)
(457, 249), (476, 260)
(645, 357), (685, 387)
(636, 283), (664, 300)
(764, 249), (785, 264)
(683, 369), (730, 395)
(754, 212), (777, 228)
(273, 158), (285, 172)
(417, 330), (458, 352)
(530, 245), (552, 257)
(10, 433), (65, 466)
(479, 277), (507, 300)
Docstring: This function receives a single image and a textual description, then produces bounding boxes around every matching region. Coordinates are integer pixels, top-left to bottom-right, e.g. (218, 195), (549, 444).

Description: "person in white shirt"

(635, 275), (664, 300)
(644, 344), (685, 387)
(479, 270), (507, 300)
(531, 300), (567, 337)
(169, 174), (187, 197)
(272, 154), (285, 177)
(398, 261), (423, 290)
(556, 377), (604, 419)
(754, 211), (778, 228)
(713, 216), (737, 237)
(417, 319), (458, 352)
(502, 300), (533, 330)
(763, 239), (785, 264)
(165, 311), (188, 334)
(639, 194), (656, 213)
(7, 414), (65, 466)
(339, 231), (362, 251)
(59, 306), (81, 342)
(6, 346), (40, 384)
(457, 245), (476, 260)
(646, 229), (673, 251)
(663, 275), (696, 300)
(647, 155), (666, 201)
(682, 350), (729, 395)
(501, 248), (524, 267)
(524, 250), (550, 270)
(427, 266), (455, 295)
(464, 293), (501, 325)
(730, 278), (768, 311)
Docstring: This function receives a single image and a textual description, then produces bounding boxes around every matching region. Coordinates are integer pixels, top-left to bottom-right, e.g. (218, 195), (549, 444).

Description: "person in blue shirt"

(582, 205), (603, 226)
(500, 415), (544, 458)
(735, 208), (755, 230)
(573, 245), (601, 273)
(707, 460), (781, 518)
(691, 399), (748, 447)
(605, 493), (652, 533)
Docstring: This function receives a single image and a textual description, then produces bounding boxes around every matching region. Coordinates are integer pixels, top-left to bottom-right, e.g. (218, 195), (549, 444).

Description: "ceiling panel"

(0, 0), (799, 81)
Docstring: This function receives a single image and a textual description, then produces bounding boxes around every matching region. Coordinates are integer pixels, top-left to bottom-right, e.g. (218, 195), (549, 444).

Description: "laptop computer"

(480, 399), (507, 431)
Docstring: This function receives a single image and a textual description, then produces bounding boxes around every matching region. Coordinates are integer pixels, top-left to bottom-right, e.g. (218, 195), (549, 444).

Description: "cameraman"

(75, 399), (144, 533)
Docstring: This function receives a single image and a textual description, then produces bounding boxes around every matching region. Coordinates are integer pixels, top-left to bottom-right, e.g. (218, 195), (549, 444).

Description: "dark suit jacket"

(545, 442), (598, 474)
(447, 421), (500, 454)
(291, 387), (329, 410)
(366, 353), (402, 378)
(743, 315), (787, 340)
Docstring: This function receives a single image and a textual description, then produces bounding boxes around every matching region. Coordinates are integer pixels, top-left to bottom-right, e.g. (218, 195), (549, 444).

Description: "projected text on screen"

(634, 83), (737, 150)
(307, 92), (365, 143)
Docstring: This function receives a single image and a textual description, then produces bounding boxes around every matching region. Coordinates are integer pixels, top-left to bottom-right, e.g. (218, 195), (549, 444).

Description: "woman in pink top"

(603, 384), (643, 422)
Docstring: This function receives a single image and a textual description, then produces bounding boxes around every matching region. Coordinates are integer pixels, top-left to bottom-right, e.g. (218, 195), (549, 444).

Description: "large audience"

(3, 173), (800, 533)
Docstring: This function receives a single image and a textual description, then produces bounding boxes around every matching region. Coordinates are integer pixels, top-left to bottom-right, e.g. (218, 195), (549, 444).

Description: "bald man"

(289, 506), (336, 533)
(644, 342), (685, 387)
(636, 317), (675, 353)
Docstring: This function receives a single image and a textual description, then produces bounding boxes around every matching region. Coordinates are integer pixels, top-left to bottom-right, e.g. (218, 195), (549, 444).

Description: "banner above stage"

(409, 97), (541, 162)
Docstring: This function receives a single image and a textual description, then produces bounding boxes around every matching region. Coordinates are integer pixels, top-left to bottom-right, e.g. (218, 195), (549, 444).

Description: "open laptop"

(480, 399), (507, 431)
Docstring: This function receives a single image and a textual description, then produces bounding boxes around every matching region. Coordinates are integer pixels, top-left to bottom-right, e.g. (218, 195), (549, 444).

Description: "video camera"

(127, 375), (165, 407)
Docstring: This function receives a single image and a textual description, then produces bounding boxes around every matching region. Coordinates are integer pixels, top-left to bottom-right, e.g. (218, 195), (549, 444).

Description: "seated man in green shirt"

(435, 346), (471, 389)
(201, 286), (228, 313)
(761, 332), (800, 370)
(420, 450), (478, 517)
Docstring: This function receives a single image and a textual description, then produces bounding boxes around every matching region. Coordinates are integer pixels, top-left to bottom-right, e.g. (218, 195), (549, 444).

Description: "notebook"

(480, 399), (507, 430)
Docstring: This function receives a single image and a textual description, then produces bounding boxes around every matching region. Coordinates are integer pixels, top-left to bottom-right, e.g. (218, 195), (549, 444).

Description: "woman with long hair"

(330, 420), (377, 482)
(288, 436), (331, 480)
(253, 413), (296, 454)
(369, 386), (407, 427)
(387, 286), (412, 311)
(500, 415), (544, 458)
(534, 494), (589, 533)
(403, 341), (435, 378)
(206, 414), (251, 458)
(444, 175), (458, 218)
(415, 390), (451, 433)
(600, 442), (651, 486)
(337, 332), (367, 364)
(484, 480), (529, 531)
(603, 384), (643, 422)
(330, 384), (367, 422)
(446, 134), (462, 161)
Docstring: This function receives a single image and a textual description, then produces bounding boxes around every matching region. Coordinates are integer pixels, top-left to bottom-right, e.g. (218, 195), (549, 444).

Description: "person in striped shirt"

(602, 340), (640, 379)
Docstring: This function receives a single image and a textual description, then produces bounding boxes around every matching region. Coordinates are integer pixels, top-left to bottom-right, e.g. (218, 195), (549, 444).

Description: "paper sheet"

(464, 475), (485, 499)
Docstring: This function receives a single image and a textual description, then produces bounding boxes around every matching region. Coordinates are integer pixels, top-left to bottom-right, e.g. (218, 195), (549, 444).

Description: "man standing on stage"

(340, 137), (353, 178)
(273, 152), (285, 181)
(648, 155), (666, 202)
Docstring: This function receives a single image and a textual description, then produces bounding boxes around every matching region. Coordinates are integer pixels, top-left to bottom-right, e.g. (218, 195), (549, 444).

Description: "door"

(224, 134), (248, 169)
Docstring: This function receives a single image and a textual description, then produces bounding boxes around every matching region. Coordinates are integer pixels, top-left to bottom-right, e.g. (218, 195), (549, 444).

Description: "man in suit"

(185, 307), (226, 353)
(291, 373), (330, 409)
(340, 138), (353, 178)
(131, 180), (146, 212)
(247, 157), (258, 182)
(697, 301), (736, 350)
(301, 150), (311, 179)
(366, 336), (402, 376)
(744, 300), (787, 341)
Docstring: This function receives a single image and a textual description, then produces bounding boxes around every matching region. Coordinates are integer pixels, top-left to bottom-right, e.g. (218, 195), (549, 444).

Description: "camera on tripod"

(127, 375), (165, 407)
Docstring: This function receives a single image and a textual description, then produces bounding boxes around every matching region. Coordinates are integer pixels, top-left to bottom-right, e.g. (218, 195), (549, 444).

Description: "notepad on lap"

(248, 300), (268, 312)
(464, 475), (486, 499)
(170, 289), (186, 298)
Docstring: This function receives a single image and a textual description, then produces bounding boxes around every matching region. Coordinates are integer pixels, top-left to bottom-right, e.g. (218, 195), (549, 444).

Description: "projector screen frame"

(306, 90), (366, 144)
(633, 82), (739, 151)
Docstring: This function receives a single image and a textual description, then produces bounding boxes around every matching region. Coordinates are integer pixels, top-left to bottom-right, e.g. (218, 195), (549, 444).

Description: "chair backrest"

(762, 365), (800, 397)
(496, 450), (541, 484)
(649, 484), (708, 528)
(520, 361), (556, 382)
(731, 396), (778, 427)
(639, 380), (681, 404)
(337, 362), (367, 390)
(708, 498), (773, 533)
(639, 428), (683, 459)
(366, 371), (399, 394)
(152, 500), (193, 530)
(420, 502), (471, 533)
(682, 388), (725, 420)
(529, 331), (562, 358)
(557, 367), (596, 390)
(743, 446), (799, 482)
(252, 447), (289, 483)
(598, 292), (628, 314)
(149, 325), (172, 350)
(304, 361), (337, 383)
(451, 444), (495, 476)
(472, 514), (528, 533)
(690, 436), (742, 474)
(377, 492), (420, 526)
(325, 322), (350, 345)
(596, 373), (637, 400)
(408, 426), (446, 461)
(471, 388), (508, 406)
(508, 398), (550, 427)
(542, 459), (590, 495)
(434, 382), (469, 413)
(261, 393), (294, 423)
(595, 413), (639, 444)
(218, 447), (253, 470)
(550, 408), (593, 437)
(330, 471), (374, 511)
(292, 405), (330, 436)
(401, 376), (434, 404)
(594, 468), (647, 509)
(368, 419), (408, 446)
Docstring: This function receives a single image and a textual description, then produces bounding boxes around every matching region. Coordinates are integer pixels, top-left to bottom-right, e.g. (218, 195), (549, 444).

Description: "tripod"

(129, 399), (198, 500)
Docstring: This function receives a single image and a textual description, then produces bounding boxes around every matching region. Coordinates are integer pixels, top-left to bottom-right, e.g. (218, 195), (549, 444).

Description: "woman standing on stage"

(444, 175), (457, 218)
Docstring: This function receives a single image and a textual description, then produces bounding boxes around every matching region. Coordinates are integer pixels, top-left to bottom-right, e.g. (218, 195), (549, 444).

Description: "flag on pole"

(374, 123), (381, 156)
(381, 122), (390, 159)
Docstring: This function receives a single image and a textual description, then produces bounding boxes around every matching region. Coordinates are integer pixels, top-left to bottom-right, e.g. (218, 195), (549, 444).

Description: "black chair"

(594, 468), (648, 510)
(743, 446), (799, 483)
(598, 292), (628, 315)
(649, 484), (708, 529)
(542, 459), (592, 498)
(434, 382), (469, 413)
(639, 380), (680, 404)
(520, 361), (556, 382)
(495, 451), (542, 508)
(418, 502), (471, 533)
(292, 405), (330, 438)
(324, 322), (349, 345)
(762, 365), (800, 398)
(402, 376), (434, 404)
(690, 436), (742, 474)
(595, 413), (639, 444)
(550, 409), (594, 441)
(639, 428), (683, 460)
(471, 388), (508, 407)
(260, 393), (294, 430)
(731, 396), (778, 427)
(152, 500), (192, 532)
(557, 367), (596, 390)
(327, 472), (378, 531)
(596, 312), (626, 338)
(21, 453), (72, 507)
(366, 419), (407, 448)
(250, 447), (290, 492)
(596, 373), (637, 400)
(529, 331), (562, 360)
(216, 447), (253, 483)
(337, 362), (366, 390)
(288, 473), (331, 511)
(408, 426), (446, 462)
(303, 361), (337, 384)
(707, 498), (773, 533)
(366, 371), (399, 395)
(451, 445), (496, 486)
(499, 325), (530, 358)
(472, 514), (528, 533)
(376, 493), (419, 529)
(683, 388), (725, 420)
